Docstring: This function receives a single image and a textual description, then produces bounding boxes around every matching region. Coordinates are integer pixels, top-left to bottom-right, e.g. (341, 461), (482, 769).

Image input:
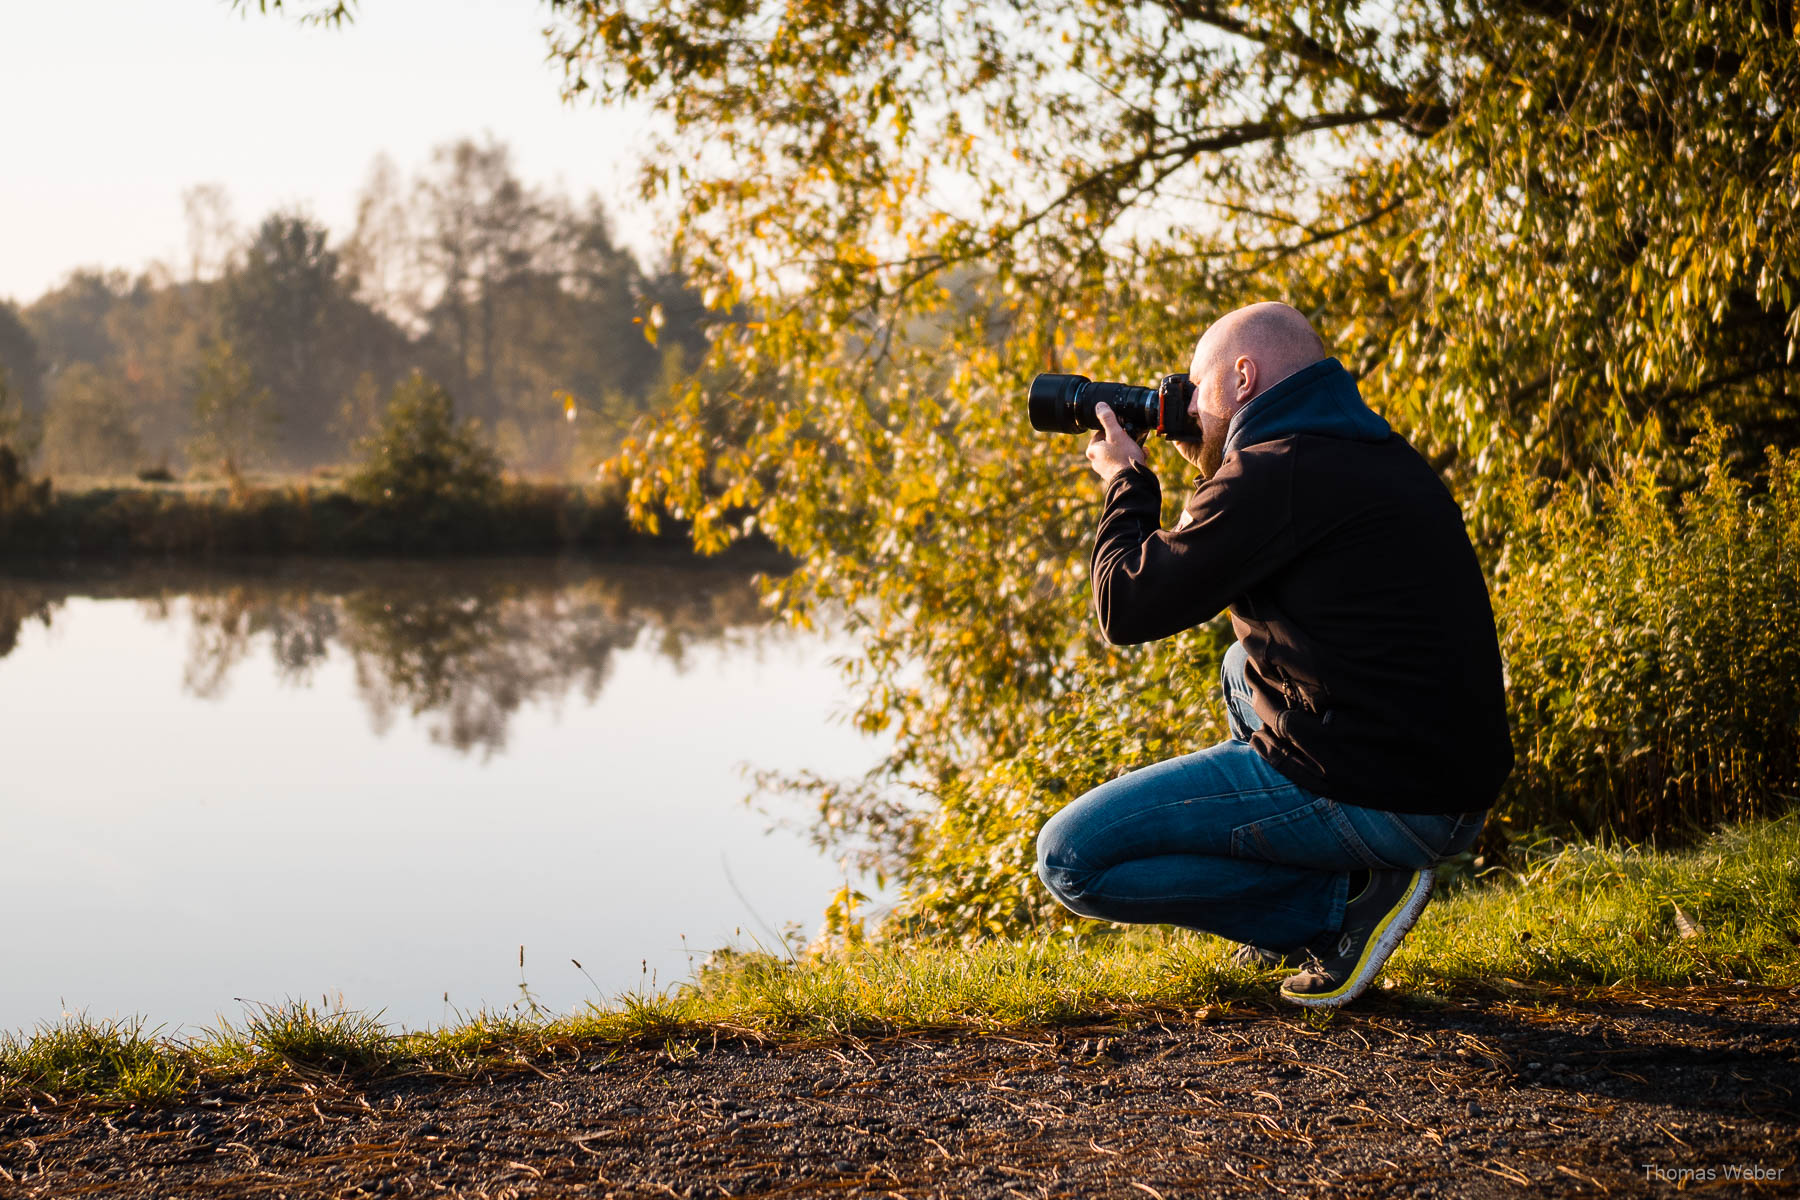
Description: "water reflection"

(0, 555), (877, 1032)
(3, 558), (780, 756)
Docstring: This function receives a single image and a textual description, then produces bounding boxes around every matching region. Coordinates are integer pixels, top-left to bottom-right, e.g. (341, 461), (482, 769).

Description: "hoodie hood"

(1223, 356), (1390, 458)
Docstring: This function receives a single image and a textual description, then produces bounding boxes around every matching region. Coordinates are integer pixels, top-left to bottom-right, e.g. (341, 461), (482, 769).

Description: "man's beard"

(1197, 427), (1226, 479)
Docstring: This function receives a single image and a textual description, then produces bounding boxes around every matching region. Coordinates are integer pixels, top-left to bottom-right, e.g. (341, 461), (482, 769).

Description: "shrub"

(1493, 423), (1800, 840)
(346, 372), (502, 542)
(0, 367), (38, 458)
(0, 442), (48, 511)
(0, 442), (50, 553)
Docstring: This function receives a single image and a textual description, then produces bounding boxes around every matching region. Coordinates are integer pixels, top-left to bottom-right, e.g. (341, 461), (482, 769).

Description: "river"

(0, 557), (884, 1035)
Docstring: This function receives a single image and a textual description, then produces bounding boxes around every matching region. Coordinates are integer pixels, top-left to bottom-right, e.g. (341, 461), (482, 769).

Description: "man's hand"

(1085, 403), (1148, 482)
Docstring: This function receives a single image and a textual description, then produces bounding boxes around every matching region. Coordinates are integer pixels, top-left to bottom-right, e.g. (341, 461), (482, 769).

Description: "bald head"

(1181, 302), (1328, 478)
(1191, 302), (1327, 400)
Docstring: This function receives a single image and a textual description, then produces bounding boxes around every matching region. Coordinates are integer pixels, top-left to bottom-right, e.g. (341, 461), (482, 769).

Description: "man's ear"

(1234, 354), (1259, 405)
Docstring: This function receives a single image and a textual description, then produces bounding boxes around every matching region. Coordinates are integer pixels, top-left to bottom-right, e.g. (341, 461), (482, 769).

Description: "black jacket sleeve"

(1089, 450), (1292, 645)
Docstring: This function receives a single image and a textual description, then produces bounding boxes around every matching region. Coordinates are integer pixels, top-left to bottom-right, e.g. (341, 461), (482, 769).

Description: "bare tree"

(181, 184), (241, 285)
(413, 137), (559, 430)
(343, 154), (425, 332)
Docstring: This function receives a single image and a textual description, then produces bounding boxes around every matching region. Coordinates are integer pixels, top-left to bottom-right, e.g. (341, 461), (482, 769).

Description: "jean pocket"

(1229, 798), (1392, 871)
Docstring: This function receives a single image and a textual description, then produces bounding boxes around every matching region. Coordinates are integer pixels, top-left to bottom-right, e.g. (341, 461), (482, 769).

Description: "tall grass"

(1493, 424), (1800, 838)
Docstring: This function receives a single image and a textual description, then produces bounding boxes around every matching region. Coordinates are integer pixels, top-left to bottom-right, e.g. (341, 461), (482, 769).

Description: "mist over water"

(0, 559), (882, 1034)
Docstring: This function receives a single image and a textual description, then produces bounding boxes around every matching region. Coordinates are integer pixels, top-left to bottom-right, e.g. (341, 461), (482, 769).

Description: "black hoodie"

(1091, 357), (1513, 816)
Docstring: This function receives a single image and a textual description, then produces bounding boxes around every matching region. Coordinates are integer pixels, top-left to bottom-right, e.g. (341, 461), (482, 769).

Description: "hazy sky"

(1, 0), (658, 306)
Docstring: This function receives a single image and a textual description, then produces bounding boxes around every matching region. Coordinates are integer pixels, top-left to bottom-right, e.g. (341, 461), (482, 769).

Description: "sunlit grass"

(1388, 808), (1800, 992)
(0, 1015), (190, 1103)
(5, 811), (1795, 1103)
(224, 999), (396, 1072)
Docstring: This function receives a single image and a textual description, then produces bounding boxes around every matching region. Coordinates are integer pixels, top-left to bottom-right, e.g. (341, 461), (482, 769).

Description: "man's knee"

(1035, 800), (1099, 909)
(1034, 804), (1079, 880)
(1035, 854), (1111, 920)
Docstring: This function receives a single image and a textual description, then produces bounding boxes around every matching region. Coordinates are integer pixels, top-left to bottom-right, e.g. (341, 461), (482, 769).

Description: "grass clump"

(0, 1015), (189, 1104)
(670, 813), (1800, 1027)
(220, 999), (396, 1073)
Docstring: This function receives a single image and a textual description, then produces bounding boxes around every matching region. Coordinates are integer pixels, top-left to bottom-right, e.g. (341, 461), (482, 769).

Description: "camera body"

(1028, 373), (1200, 441)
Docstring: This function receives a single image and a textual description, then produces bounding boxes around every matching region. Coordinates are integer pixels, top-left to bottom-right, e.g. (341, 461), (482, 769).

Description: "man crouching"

(1035, 302), (1513, 1008)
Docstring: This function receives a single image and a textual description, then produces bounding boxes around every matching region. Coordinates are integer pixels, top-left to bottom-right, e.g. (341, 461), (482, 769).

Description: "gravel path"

(3, 987), (1796, 1198)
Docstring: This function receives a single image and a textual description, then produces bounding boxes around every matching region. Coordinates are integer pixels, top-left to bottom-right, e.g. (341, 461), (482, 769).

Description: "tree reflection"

(335, 584), (647, 754)
(183, 589), (340, 698)
(0, 590), (58, 659)
(1, 559), (777, 756)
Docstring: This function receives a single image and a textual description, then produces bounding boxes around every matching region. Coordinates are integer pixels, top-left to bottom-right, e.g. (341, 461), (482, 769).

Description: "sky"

(0, 0), (660, 306)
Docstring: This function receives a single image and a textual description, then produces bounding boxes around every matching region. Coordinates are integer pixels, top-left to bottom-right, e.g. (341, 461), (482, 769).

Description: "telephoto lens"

(1028, 373), (1199, 440)
(1028, 374), (1159, 434)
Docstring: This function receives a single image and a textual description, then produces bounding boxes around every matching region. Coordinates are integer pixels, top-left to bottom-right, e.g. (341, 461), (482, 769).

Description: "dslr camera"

(1028, 373), (1200, 441)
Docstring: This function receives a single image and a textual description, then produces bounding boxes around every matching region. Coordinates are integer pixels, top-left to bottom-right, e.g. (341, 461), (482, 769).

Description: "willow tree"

(540, 0), (1797, 927)
(254, 0), (1800, 930)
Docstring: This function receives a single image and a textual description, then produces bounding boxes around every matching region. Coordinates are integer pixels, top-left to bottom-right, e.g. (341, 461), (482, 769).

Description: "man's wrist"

(1103, 458), (1159, 504)
(1107, 459), (1155, 486)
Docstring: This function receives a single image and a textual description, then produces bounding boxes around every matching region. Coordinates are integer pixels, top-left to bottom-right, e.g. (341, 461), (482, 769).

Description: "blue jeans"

(1035, 642), (1487, 951)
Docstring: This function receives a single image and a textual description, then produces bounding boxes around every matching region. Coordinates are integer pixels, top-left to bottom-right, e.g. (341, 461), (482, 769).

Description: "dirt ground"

(3, 986), (1796, 1199)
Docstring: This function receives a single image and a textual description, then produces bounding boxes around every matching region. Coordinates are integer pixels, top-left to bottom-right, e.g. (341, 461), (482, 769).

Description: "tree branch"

(1500, 0), (1745, 78)
(1163, 1), (1455, 134)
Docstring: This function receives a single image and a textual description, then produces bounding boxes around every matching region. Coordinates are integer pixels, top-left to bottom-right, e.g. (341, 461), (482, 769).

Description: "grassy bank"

(0, 476), (691, 559)
(5, 811), (1796, 1106)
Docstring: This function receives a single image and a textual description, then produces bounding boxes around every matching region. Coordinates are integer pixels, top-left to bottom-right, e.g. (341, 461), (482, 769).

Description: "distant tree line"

(0, 136), (707, 481)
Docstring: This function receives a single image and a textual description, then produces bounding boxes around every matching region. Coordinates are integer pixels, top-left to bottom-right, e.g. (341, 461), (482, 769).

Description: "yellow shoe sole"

(1280, 869), (1433, 1009)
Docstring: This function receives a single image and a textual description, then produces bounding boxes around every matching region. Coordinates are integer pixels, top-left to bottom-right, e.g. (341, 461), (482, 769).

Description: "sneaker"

(1228, 942), (1311, 970)
(1279, 868), (1433, 1009)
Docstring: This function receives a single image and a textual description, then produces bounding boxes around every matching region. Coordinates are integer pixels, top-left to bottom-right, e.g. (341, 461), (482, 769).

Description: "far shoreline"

(0, 476), (785, 567)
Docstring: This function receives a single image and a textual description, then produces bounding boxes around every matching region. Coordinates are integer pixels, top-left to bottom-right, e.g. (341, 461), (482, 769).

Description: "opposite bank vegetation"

(0, 374), (691, 559)
(5, 811), (1797, 1106)
(0, 472), (666, 559)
